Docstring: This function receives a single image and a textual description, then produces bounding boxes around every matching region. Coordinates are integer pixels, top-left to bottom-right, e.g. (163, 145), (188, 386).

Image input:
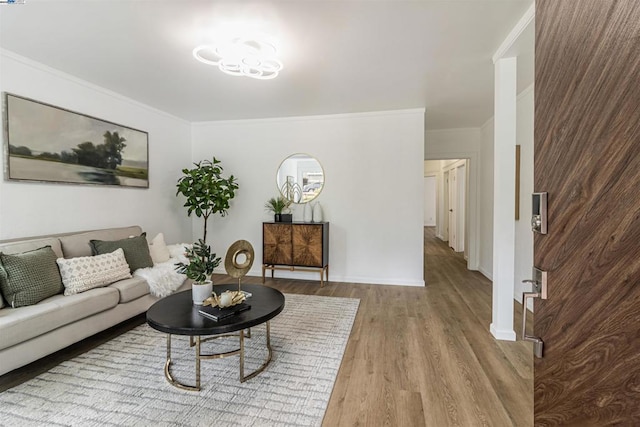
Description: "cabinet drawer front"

(263, 223), (292, 265)
(292, 224), (323, 267)
(263, 224), (292, 245)
(264, 243), (292, 265)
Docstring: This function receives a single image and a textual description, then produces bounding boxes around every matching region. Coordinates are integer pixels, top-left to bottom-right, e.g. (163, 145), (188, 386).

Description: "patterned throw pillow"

(0, 246), (64, 308)
(57, 248), (132, 296)
(90, 233), (153, 273)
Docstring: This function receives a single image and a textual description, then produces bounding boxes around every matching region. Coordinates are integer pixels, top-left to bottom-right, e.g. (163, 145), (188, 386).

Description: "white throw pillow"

(149, 233), (171, 264)
(57, 248), (132, 296)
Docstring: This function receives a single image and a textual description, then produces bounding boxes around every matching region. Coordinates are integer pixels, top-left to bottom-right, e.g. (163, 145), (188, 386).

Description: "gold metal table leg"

(239, 321), (273, 383)
(161, 323), (273, 390)
(164, 334), (201, 392)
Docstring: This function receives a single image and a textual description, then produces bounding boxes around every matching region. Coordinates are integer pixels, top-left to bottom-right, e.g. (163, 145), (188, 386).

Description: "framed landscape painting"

(3, 93), (149, 188)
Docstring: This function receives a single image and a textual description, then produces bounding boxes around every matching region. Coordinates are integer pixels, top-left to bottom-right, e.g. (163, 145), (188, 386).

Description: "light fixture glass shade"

(193, 36), (283, 80)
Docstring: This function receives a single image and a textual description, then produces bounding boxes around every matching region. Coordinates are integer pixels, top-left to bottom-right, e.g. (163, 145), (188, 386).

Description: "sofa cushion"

(0, 237), (63, 309)
(149, 233), (171, 264)
(0, 237), (63, 258)
(0, 287), (119, 351)
(59, 226), (142, 258)
(90, 233), (153, 273)
(57, 248), (132, 296)
(0, 246), (64, 308)
(108, 276), (150, 303)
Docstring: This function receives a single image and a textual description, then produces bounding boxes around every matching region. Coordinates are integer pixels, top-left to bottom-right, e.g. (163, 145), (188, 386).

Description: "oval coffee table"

(147, 283), (285, 391)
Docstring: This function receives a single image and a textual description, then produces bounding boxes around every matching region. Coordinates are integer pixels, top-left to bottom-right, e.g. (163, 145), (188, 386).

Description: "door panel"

(535, 1), (640, 424)
(456, 165), (465, 253)
(448, 171), (456, 250)
(263, 223), (292, 265)
(292, 224), (323, 267)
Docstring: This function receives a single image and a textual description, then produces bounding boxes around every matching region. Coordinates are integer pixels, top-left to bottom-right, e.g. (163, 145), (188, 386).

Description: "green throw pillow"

(90, 233), (153, 273)
(0, 246), (64, 308)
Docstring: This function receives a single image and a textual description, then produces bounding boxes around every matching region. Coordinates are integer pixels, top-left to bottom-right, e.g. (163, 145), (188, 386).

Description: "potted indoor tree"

(175, 239), (221, 305)
(265, 195), (292, 222)
(176, 157), (239, 243)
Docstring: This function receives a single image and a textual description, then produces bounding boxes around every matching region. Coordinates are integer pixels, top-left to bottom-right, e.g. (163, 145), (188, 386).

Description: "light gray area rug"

(0, 293), (359, 427)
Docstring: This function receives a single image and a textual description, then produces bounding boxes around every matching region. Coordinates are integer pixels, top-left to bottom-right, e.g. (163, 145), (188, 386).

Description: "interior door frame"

(443, 159), (467, 253)
(448, 170), (456, 249)
(456, 163), (466, 253)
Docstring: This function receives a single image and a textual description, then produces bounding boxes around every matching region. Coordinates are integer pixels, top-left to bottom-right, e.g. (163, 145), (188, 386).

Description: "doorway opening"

(424, 159), (469, 259)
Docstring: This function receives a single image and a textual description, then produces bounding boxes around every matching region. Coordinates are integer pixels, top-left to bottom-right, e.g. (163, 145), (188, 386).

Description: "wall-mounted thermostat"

(532, 192), (548, 234)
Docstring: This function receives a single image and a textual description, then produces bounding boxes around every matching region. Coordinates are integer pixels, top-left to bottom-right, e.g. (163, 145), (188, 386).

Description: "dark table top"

(146, 283), (285, 336)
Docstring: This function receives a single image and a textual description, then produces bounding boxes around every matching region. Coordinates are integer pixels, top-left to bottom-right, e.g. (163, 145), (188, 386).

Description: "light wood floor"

(238, 226), (533, 426)
(0, 227), (533, 426)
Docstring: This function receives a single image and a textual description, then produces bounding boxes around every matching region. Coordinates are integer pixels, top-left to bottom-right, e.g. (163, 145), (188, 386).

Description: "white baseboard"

(478, 266), (493, 280)
(490, 323), (517, 341)
(224, 267), (425, 287)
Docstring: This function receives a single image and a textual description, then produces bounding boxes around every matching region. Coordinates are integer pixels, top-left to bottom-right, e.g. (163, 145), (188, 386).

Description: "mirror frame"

(276, 153), (325, 204)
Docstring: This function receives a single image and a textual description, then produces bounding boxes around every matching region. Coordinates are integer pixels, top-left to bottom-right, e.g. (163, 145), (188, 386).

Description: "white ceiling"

(0, 0), (534, 130)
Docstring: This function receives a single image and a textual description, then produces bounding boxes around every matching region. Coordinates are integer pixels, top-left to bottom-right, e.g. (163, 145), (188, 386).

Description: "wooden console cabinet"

(262, 222), (329, 286)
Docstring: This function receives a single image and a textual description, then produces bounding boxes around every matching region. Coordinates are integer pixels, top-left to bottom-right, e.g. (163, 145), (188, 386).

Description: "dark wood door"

(292, 224), (323, 267)
(263, 223), (292, 265)
(534, 1), (640, 425)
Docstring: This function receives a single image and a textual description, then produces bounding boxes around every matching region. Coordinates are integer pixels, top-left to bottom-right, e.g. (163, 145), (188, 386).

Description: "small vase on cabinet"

(312, 202), (323, 222)
(303, 203), (313, 222)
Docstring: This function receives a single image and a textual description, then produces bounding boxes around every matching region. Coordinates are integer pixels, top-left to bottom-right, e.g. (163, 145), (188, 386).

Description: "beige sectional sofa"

(0, 225), (190, 376)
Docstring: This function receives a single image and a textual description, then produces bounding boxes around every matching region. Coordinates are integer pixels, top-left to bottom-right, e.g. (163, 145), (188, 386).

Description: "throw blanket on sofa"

(134, 244), (191, 297)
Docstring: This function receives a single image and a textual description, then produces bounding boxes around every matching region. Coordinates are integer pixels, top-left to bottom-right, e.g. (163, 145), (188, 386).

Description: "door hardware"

(522, 267), (547, 358)
(532, 192), (548, 234)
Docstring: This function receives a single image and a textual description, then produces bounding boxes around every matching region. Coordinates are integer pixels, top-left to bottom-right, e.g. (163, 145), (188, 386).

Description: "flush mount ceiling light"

(193, 35), (283, 80)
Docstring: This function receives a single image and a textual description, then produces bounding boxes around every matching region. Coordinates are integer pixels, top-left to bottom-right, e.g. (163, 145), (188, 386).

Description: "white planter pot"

(192, 280), (213, 305)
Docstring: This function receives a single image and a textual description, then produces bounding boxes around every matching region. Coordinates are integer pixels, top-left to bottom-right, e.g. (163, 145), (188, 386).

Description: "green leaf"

(175, 157), (239, 240)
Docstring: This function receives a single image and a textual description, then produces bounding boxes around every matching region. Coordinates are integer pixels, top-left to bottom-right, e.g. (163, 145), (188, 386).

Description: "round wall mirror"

(276, 153), (324, 204)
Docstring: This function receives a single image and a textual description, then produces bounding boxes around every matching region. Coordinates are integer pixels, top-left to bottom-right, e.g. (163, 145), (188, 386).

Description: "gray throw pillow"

(90, 233), (153, 273)
(0, 246), (64, 308)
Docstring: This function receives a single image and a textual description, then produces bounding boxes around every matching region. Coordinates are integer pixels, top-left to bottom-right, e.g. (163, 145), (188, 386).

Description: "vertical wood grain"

(535, 1), (640, 425)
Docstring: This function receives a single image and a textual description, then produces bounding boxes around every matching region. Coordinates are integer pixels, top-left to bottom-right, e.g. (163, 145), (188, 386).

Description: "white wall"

(478, 83), (534, 308)
(191, 109), (425, 286)
(425, 128), (481, 157)
(514, 85), (534, 307)
(479, 117), (495, 279)
(425, 128), (480, 269)
(0, 51), (192, 243)
(424, 159), (441, 234)
(424, 176), (436, 226)
(424, 160), (440, 175)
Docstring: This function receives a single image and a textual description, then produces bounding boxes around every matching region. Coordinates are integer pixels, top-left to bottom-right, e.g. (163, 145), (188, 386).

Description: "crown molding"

(492, 3), (535, 63)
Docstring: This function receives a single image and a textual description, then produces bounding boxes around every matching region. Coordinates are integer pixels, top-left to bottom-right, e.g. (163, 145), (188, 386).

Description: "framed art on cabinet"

(3, 93), (149, 188)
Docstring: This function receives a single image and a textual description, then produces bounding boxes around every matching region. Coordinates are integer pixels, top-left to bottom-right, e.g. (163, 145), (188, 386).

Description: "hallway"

(422, 226), (533, 425)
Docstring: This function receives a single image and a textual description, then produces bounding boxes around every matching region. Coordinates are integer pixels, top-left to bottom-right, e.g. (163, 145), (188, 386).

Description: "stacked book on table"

(198, 303), (251, 321)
